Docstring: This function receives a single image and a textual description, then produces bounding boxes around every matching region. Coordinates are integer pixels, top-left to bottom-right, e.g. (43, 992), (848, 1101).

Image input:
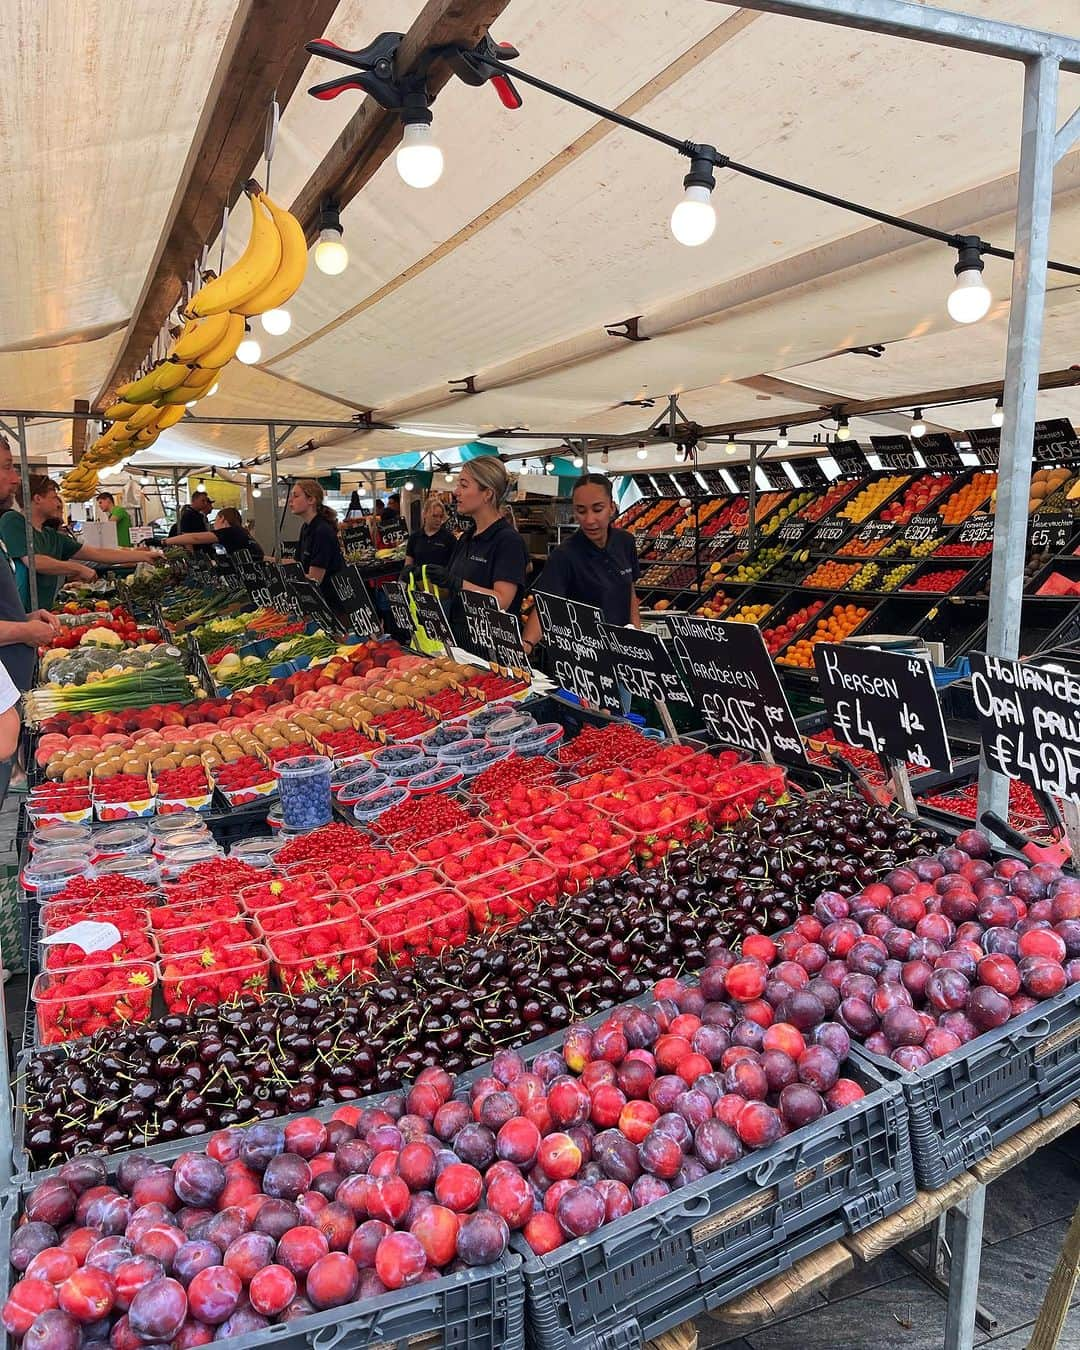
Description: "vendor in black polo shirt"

(445, 458), (528, 649)
(523, 474), (640, 656)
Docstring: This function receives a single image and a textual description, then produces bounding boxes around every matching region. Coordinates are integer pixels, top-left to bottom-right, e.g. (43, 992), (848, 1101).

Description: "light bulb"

(445, 473), (455, 485)
(236, 332), (261, 364)
(835, 417), (852, 442)
(725, 437), (736, 456)
(636, 447), (648, 460)
(314, 228), (348, 276)
(261, 308), (291, 336)
(252, 487), (262, 498)
(396, 122), (444, 189)
(991, 400), (1004, 428)
(139, 475), (150, 487)
(670, 184), (716, 247)
(206, 382), (219, 397)
(910, 410), (926, 438)
(947, 269), (991, 324)
(196, 480), (206, 492)
(601, 450), (609, 465)
(404, 479), (415, 491)
(776, 427), (789, 449)
(572, 456), (584, 468)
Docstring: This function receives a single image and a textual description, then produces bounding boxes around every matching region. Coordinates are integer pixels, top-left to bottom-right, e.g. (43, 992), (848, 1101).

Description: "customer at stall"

(168, 506), (264, 560)
(446, 457), (528, 648)
(169, 489), (216, 552)
(522, 473), (640, 658)
(404, 497), (457, 571)
(95, 491), (132, 547)
(0, 475), (162, 612)
(289, 478), (344, 602)
(0, 441), (61, 690)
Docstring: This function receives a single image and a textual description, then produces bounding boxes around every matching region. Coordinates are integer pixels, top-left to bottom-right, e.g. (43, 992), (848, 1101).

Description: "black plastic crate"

(0, 1174), (523, 1350)
(514, 1057), (913, 1350)
(850, 981), (1080, 1191)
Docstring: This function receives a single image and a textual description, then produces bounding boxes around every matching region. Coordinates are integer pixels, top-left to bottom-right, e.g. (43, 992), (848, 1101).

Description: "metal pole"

(943, 1186), (987, 1350)
(15, 417), (37, 613)
(747, 443), (759, 556)
(979, 53), (1060, 822)
(268, 423), (282, 560)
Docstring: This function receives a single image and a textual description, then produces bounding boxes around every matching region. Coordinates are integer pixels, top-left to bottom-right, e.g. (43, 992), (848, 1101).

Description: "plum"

(457, 1211), (511, 1263)
(128, 1277), (188, 1342)
(693, 1119), (743, 1171)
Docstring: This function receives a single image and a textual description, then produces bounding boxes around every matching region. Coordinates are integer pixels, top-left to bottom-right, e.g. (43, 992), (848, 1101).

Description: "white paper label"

(41, 921), (123, 954)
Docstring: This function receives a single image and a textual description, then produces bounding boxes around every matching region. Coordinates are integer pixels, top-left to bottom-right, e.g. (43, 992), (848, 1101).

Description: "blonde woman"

(446, 458), (528, 645)
(405, 497), (456, 570)
(288, 478), (344, 601)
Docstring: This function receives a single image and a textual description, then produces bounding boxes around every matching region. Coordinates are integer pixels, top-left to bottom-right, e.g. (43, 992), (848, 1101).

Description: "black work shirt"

(216, 526), (263, 560)
(534, 527), (640, 625)
(446, 517), (528, 646)
(0, 543), (32, 692)
(297, 515), (345, 602)
(170, 506), (215, 553)
(407, 526), (456, 570)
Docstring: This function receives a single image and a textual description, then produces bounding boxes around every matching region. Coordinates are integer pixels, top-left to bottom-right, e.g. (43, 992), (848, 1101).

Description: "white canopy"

(5, 0), (1079, 476)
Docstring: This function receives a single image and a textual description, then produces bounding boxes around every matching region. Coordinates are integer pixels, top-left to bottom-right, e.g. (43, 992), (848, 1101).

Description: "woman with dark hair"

(522, 473), (639, 656)
(169, 506), (264, 559)
(289, 478), (344, 601)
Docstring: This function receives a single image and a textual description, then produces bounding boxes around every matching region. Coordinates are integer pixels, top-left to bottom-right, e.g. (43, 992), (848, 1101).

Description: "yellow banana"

(104, 401), (138, 422)
(236, 191), (308, 316)
(193, 312), (245, 370)
(159, 367), (218, 405)
(156, 404), (187, 430)
(132, 428), (159, 448)
(188, 187), (282, 318)
(117, 366), (165, 405)
(170, 311), (235, 362)
(97, 422), (129, 447)
(153, 360), (193, 393)
(125, 404), (162, 433)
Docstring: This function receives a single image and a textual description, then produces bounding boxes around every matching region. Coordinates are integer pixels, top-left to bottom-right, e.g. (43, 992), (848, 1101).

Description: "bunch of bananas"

(65, 180), (306, 503)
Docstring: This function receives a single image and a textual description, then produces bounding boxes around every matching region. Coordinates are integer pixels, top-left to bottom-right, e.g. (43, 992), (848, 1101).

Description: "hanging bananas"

(82, 180), (309, 498)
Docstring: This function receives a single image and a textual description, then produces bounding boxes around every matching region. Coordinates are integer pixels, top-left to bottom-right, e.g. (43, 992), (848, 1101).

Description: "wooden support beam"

(71, 400), (90, 464)
(290, 0), (514, 240)
(95, 0), (340, 413)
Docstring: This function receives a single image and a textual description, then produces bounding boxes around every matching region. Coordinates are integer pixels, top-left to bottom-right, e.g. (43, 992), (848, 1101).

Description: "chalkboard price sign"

(383, 580), (415, 639)
(813, 642), (951, 772)
(852, 521), (895, 547)
(329, 566), (381, 639)
(414, 590), (455, 649)
(461, 592), (531, 679)
(1029, 512), (1075, 554)
(964, 428), (1000, 466)
(834, 444), (870, 479)
(286, 576), (342, 633)
(759, 461), (791, 491)
(918, 434), (963, 472)
(958, 512), (995, 548)
(970, 652), (1080, 803)
(665, 614), (808, 766)
(380, 519), (408, 547)
(598, 623), (695, 709)
(651, 532), (679, 556)
(870, 436), (920, 471)
(265, 567), (301, 620)
(727, 466), (753, 493)
(1032, 418), (1080, 466)
(778, 519), (810, 543)
(792, 459), (829, 489)
(532, 591), (621, 713)
(902, 513), (944, 545)
(813, 521), (848, 548)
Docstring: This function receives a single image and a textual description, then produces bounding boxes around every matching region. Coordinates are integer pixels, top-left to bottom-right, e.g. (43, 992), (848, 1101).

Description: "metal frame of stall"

(0, 4), (1077, 1340)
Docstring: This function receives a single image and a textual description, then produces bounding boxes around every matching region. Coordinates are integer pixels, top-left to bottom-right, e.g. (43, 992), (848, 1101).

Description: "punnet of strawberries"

(438, 834), (532, 884)
(409, 820), (494, 867)
(160, 942), (270, 1014)
(33, 962), (156, 1044)
(239, 871), (332, 913)
(458, 857), (559, 930)
(149, 896), (244, 933)
(253, 893), (359, 936)
(43, 928), (156, 973)
(484, 781), (569, 826)
(265, 915), (376, 992)
(155, 918), (255, 958)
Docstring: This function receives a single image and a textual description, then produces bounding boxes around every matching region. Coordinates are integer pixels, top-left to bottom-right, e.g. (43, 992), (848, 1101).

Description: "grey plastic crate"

(512, 1058), (912, 1350)
(0, 1170), (522, 1350)
(850, 979), (1080, 1190)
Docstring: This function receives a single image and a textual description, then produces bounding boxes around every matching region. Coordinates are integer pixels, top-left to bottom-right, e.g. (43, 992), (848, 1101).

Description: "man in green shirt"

(0, 475), (161, 611)
(95, 491), (131, 547)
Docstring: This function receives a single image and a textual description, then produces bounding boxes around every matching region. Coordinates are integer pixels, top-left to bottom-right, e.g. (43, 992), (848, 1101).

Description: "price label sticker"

(42, 921), (123, 954)
(813, 642), (951, 771)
